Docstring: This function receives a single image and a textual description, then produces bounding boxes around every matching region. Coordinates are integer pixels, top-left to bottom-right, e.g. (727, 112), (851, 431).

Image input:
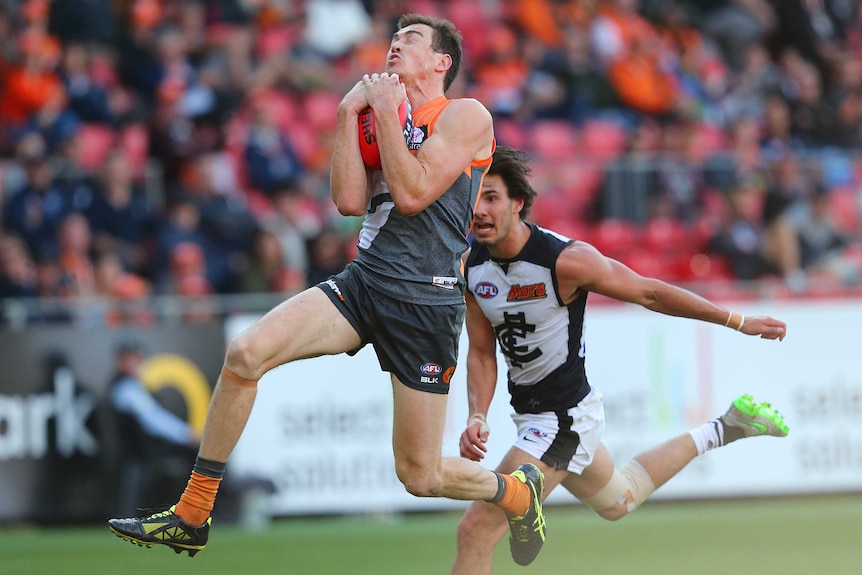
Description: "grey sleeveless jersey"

(352, 97), (490, 305)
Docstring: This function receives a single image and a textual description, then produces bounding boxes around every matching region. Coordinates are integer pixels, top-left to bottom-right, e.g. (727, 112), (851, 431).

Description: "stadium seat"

(528, 119), (579, 162)
(118, 123), (149, 176)
(827, 185), (861, 235)
(643, 217), (690, 254)
(303, 90), (342, 131)
(591, 218), (641, 259)
(581, 119), (627, 165)
(621, 248), (675, 279)
(75, 123), (116, 172)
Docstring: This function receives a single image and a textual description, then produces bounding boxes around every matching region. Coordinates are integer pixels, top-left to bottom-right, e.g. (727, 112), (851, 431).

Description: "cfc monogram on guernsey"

(353, 96), (492, 305)
(464, 223), (591, 414)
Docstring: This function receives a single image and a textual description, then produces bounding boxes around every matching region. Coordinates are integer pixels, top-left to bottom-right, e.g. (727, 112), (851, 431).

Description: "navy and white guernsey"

(464, 223), (591, 414)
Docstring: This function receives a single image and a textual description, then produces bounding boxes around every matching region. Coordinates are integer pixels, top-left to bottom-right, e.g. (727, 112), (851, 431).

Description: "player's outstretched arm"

(557, 241), (787, 341)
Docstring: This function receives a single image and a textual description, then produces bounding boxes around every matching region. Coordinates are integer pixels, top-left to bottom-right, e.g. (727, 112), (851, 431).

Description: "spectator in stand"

(823, 50), (862, 149)
(652, 120), (707, 224)
(768, 0), (851, 82)
(519, 23), (620, 124)
(305, 230), (349, 287)
(243, 97), (305, 196)
(703, 115), (765, 196)
(760, 94), (806, 162)
(59, 42), (116, 125)
(46, 0), (119, 47)
(2, 133), (70, 259)
(55, 212), (97, 298)
(761, 154), (856, 289)
(258, 186), (315, 275)
(707, 175), (774, 281)
(0, 27), (78, 151)
(786, 63), (840, 148)
(184, 152), (259, 292)
(93, 249), (154, 327)
(84, 150), (156, 276)
(721, 41), (782, 125)
(151, 198), (217, 295)
(470, 22), (530, 119)
(239, 229), (306, 294)
(0, 233), (38, 298)
(701, 0), (776, 73)
(596, 1), (679, 119)
(511, 0), (593, 50)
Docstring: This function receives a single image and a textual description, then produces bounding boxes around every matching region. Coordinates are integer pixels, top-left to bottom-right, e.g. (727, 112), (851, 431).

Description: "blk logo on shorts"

(420, 362), (442, 384)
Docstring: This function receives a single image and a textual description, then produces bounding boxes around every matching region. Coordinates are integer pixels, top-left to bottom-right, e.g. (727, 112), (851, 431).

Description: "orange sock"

(493, 473), (530, 517)
(175, 471), (222, 526)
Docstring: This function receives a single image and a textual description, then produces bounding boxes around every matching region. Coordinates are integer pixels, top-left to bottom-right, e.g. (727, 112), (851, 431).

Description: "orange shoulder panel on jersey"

(412, 96), (495, 174)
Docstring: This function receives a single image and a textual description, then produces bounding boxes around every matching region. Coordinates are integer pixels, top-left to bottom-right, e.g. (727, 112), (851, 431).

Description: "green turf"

(1, 495), (859, 575)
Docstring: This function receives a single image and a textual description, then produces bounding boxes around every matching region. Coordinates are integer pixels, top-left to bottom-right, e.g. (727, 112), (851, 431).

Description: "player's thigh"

(560, 442), (616, 500)
(232, 286), (361, 373)
(390, 375), (449, 469)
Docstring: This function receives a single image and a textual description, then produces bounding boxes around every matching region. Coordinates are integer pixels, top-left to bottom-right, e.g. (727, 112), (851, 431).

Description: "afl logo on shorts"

(474, 282), (498, 299)
(420, 363), (442, 375)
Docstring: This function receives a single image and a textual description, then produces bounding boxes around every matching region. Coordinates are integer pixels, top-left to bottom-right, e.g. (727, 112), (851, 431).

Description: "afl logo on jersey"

(420, 363), (442, 375)
(474, 282), (499, 299)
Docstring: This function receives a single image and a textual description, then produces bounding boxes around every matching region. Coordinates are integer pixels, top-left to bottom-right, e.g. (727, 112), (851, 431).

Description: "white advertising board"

(228, 299), (862, 516)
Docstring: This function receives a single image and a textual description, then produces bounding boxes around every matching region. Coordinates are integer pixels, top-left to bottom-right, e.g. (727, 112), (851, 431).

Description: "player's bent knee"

(394, 462), (442, 498)
(224, 335), (265, 380)
(582, 461), (656, 521)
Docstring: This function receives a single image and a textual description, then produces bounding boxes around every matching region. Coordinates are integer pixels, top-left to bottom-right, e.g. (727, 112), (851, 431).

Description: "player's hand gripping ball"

(358, 98), (413, 170)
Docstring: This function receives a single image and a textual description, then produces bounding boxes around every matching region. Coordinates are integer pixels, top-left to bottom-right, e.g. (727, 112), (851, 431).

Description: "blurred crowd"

(2, 0), (862, 322)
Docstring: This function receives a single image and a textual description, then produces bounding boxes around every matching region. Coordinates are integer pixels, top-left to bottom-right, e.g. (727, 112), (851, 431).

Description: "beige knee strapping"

(582, 461), (657, 513)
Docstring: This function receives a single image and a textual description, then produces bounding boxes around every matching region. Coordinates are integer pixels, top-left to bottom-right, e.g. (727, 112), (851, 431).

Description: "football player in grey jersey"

(452, 146), (789, 575)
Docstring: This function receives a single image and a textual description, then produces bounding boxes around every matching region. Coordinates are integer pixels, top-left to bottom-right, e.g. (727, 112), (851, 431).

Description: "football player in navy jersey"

(452, 146), (789, 575)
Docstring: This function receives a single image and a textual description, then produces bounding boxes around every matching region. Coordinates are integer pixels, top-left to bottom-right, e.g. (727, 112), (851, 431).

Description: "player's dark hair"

(488, 146), (537, 219)
(398, 13), (462, 92)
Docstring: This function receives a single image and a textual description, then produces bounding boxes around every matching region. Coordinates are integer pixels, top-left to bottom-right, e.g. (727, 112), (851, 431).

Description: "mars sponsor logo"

(474, 282), (498, 299)
(507, 283), (547, 301)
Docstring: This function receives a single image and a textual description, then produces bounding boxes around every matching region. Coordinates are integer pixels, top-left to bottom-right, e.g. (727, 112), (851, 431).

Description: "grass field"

(2, 495), (860, 575)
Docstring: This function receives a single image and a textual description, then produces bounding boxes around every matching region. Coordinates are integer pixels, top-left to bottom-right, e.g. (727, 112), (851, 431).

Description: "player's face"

(473, 174), (522, 248)
(386, 24), (437, 79)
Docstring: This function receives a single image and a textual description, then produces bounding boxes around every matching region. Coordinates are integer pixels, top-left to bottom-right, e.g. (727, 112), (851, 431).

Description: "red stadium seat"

(581, 119), (627, 165)
(75, 123), (116, 172)
(528, 119), (579, 162)
(643, 217), (690, 253)
(591, 218), (641, 259)
(828, 185), (860, 235)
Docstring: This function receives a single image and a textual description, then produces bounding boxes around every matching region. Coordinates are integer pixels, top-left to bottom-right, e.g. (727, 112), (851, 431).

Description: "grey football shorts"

(317, 263), (465, 394)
